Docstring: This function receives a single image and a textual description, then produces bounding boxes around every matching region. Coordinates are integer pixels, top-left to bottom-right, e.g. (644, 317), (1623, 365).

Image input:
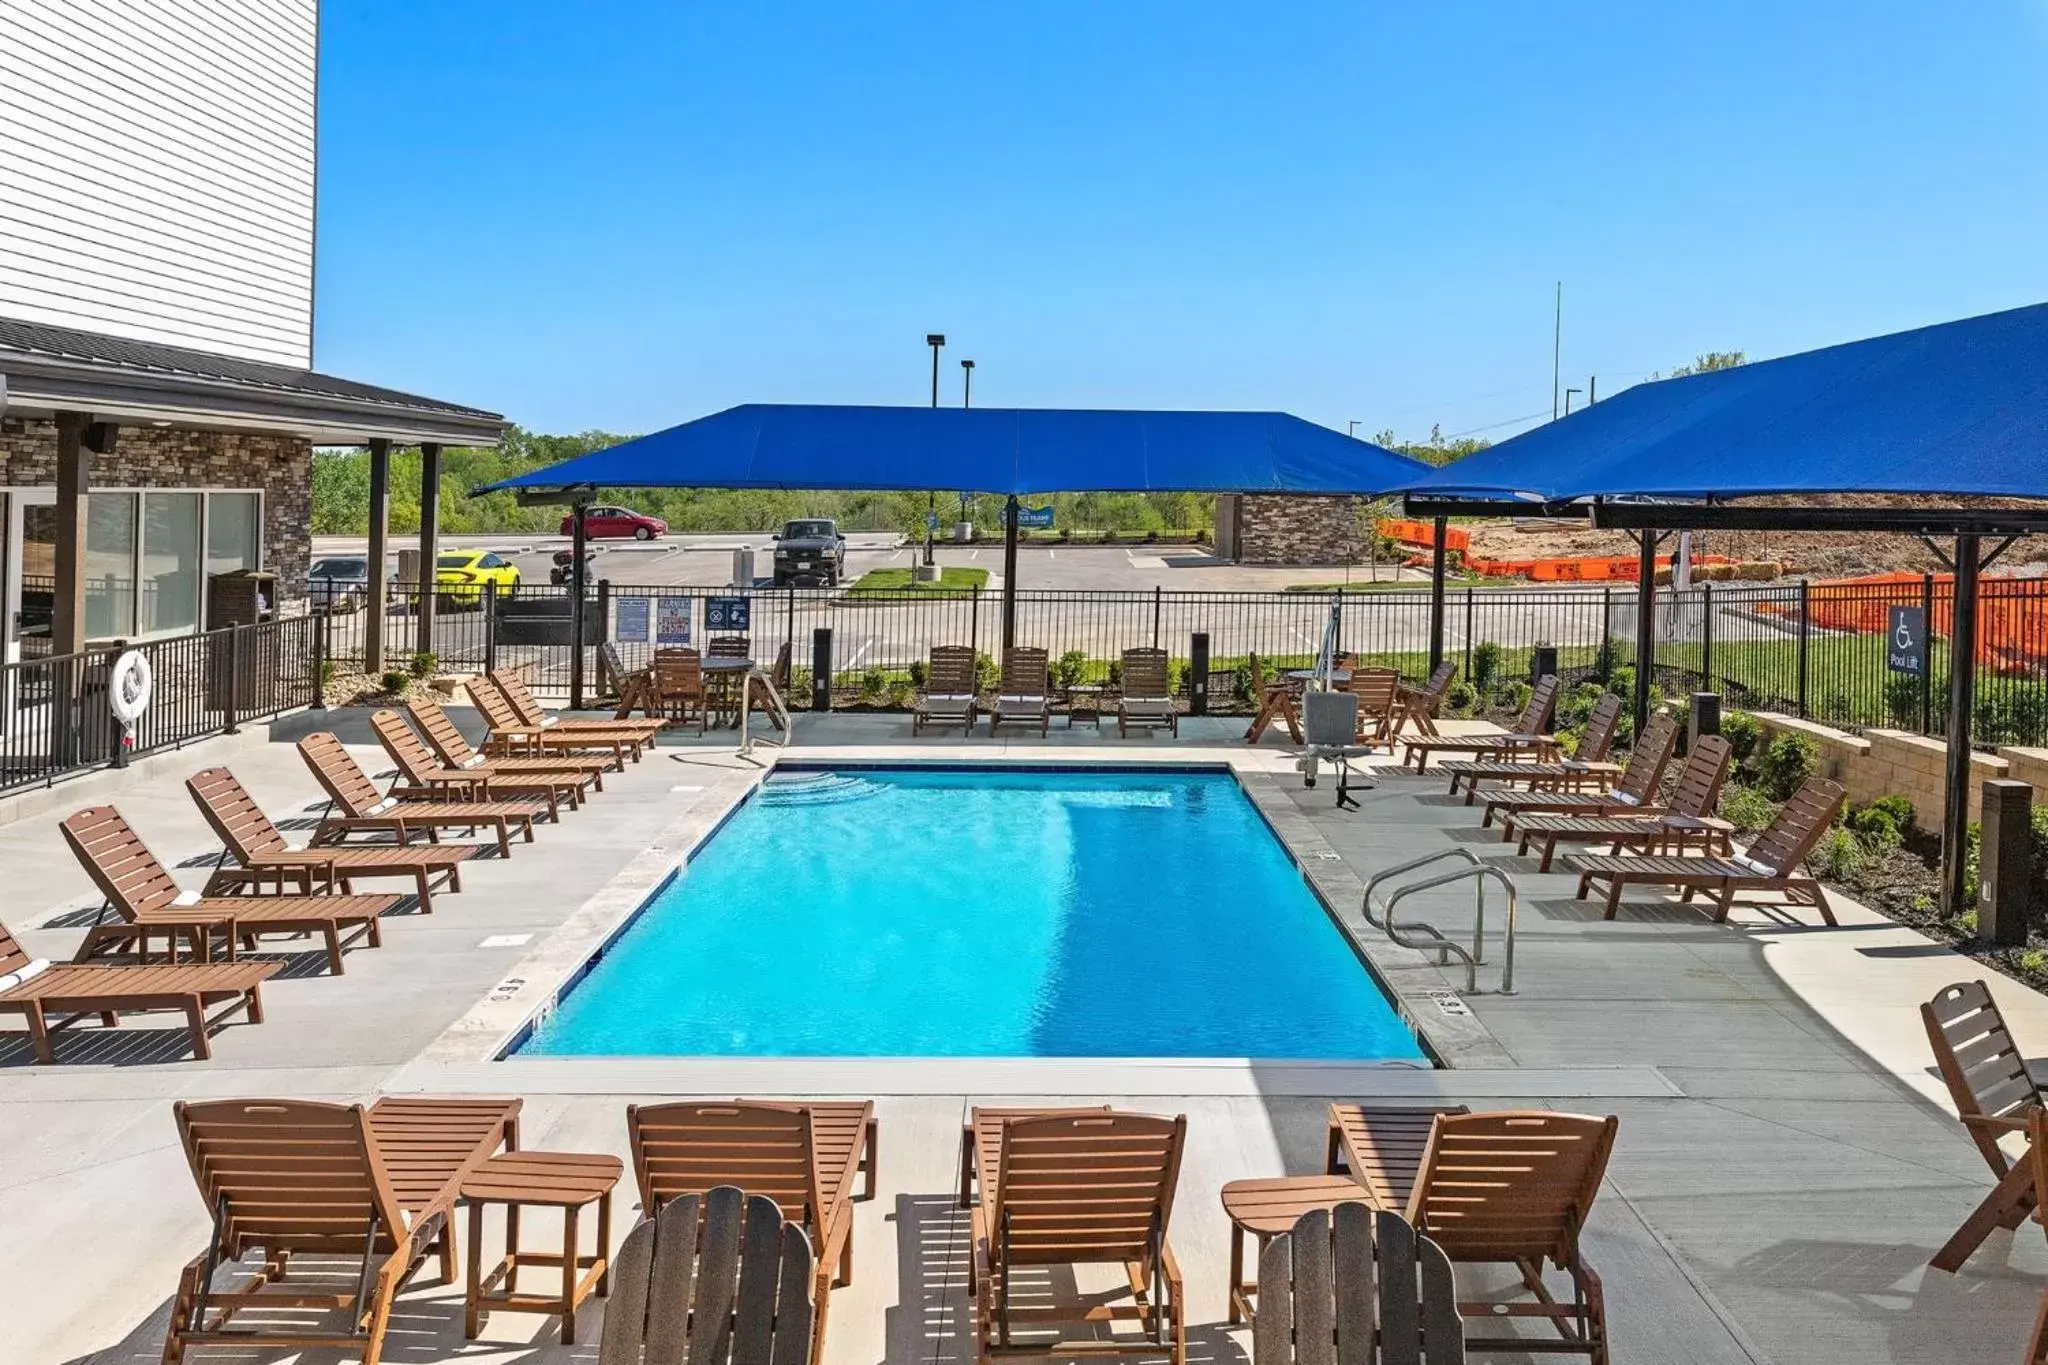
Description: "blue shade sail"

(477, 404), (1429, 495)
(1403, 301), (2048, 503)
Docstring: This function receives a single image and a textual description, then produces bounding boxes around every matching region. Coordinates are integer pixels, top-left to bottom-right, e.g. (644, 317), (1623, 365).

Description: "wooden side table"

(461, 1150), (623, 1344)
(1220, 1173), (1367, 1324)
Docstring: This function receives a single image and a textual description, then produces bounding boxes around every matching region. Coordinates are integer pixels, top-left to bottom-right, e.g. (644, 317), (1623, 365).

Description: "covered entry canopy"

(477, 403), (1427, 496)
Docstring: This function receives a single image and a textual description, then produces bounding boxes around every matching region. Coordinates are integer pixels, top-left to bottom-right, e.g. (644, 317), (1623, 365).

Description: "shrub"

(887, 680), (917, 709)
(974, 651), (1000, 693)
(1167, 659), (1188, 696)
(1231, 661), (1256, 709)
(1721, 783), (1780, 831)
(1493, 679), (1532, 718)
(1107, 658), (1125, 688)
(859, 666), (888, 701)
(1470, 641), (1503, 693)
(1753, 732), (1819, 801)
(1606, 665), (1635, 703)
(1807, 826), (1870, 881)
(316, 660), (337, 688)
(1866, 794), (1916, 833)
(1052, 650), (1088, 692)
(1720, 710), (1765, 765)
(2022, 948), (2048, 976)
(409, 650), (437, 679)
(907, 659), (928, 689)
(1444, 680), (1478, 718)
(380, 669), (409, 694)
(1591, 637), (1623, 682)
(1846, 804), (1903, 855)
(1883, 673), (1923, 728)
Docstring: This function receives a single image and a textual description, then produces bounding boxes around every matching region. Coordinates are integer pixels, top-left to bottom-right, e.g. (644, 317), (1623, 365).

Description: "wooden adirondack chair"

(1925, 981), (2048, 1274)
(599, 1185), (817, 1365)
(1253, 1203), (1465, 1365)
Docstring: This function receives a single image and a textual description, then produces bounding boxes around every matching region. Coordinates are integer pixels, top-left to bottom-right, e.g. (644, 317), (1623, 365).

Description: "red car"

(561, 504), (667, 540)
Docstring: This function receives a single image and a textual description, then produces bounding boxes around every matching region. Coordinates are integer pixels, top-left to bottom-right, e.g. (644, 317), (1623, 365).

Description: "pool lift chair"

(1295, 605), (1377, 809)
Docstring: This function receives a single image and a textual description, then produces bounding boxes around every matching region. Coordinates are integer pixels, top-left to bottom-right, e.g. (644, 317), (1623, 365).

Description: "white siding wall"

(0, 0), (316, 367)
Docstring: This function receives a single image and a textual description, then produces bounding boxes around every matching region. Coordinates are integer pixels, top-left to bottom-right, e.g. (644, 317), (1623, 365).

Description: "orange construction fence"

(1756, 572), (2048, 672)
(1377, 518), (1470, 553)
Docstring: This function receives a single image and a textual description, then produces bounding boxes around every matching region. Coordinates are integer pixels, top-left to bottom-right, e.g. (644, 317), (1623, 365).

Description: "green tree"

(1665, 351), (1747, 378)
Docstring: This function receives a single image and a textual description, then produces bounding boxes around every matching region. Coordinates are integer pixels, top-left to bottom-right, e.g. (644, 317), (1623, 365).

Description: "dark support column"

(50, 411), (90, 657)
(1001, 494), (1020, 652)
(1427, 515), (1448, 674)
(415, 442), (442, 665)
(569, 501), (589, 709)
(1633, 531), (1656, 741)
(1941, 533), (1983, 915)
(365, 438), (391, 674)
(1979, 779), (2034, 945)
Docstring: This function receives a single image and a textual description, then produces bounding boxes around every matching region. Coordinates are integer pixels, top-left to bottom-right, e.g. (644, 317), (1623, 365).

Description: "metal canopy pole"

(1001, 494), (1020, 652)
(1427, 515), (1449, 674)
(416, 442), (442, 666)
(569, 500), (590, 709)
(364, 437), (391, 674)
(1633, 530), (1657, 740)
(1941, 533), (1982, 914)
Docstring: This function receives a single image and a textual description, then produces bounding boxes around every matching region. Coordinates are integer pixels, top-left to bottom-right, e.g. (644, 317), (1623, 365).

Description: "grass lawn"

(844, 566), (991, 598)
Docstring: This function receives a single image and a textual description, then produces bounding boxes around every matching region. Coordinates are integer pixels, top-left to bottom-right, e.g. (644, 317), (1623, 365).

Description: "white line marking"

(669, 784), (706, 793)
(479, 934), (533, 948)
(845, 636), (875, 668)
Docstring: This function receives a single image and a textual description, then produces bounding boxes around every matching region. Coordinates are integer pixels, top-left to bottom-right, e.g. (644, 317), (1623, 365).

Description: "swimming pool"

(515, 766), (1426, 1061)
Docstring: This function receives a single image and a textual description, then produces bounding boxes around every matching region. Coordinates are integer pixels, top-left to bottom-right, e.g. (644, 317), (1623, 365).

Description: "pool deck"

(7, 705), (2048, 1364)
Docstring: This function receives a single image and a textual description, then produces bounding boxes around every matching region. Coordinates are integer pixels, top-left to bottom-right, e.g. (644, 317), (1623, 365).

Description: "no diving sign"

(1888, 605), (1926, 676)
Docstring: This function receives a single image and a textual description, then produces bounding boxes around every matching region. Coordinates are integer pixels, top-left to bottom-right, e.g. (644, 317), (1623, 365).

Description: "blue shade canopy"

(477, 404), (1428, 496)
(1403, 301), (2048, 503)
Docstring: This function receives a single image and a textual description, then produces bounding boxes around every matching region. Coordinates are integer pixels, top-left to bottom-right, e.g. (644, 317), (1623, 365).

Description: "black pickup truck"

(771, 518), (847, 586)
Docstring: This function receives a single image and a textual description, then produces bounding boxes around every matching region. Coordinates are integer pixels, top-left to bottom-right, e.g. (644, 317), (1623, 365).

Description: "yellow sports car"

(433, 550), (520, 606)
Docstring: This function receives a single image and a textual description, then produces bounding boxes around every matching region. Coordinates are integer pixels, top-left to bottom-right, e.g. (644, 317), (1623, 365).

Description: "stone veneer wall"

(0, 415), (312, 603)
(1231, 493), (1367, 566)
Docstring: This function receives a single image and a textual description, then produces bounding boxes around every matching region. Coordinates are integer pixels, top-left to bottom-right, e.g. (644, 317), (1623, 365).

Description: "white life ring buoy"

(109, 650), (153, 727)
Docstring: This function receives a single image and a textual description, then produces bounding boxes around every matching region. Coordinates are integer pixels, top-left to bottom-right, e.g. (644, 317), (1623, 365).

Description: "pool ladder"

(1362, 848), (1519, 996)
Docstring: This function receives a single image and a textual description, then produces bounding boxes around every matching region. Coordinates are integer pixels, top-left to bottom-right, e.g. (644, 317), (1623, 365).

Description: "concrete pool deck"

(6, 706), (2048, 1363)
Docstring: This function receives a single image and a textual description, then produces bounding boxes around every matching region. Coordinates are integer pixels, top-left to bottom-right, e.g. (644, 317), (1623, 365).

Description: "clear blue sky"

(313, 2), (2048, 443)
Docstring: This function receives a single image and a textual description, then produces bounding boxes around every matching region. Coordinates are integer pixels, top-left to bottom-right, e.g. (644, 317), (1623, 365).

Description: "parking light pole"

(925, 334), (944, 568)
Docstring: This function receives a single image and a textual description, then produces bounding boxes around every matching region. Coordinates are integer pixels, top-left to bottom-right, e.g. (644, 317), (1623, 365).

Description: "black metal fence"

(313, 575), (2048, 746)
(0, 614), (320, 797)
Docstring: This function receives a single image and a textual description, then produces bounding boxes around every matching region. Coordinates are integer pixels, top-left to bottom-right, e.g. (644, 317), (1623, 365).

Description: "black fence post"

(223, 626), (241, 735)
(970, 585), (981, 656)
(312, 607), (328, 711)
(786, 584), (797, 664)
(1600, 587), (1613, 675)
(1463, 587), (1475, 678)
(811, 627), (833, 711)
(1920, 571), (1936, 735)
(1152, 585), (1162, 649)
(1796, 577), (1811, 719)
(483, 587), (499, 675)
(1190, 632), (1210, 715)
(1699, 580), (1714, 694)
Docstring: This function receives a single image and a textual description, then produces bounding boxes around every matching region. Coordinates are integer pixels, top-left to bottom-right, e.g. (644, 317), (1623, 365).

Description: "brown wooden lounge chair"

(1346, 666), (1403, 749)
(1512, 734), (1734, 870)
(1569, 773), (1846, 922)
(969, 1109), (1187, 1365)
(1118, 646), (1178, 736)
(186, 767), (471, 913)
(61, 806), (394, 974)
(989, 646), (1051, 737)
(1483, 709), (1681, 833)
(470, 672), (642, 768)
(0, 920), (277, 1063)
(371, 706), (573, 818)
(489, 666), (663, 750)
(1440, 693), (1625, 800)
(915, 644), (980, 735)
(409, 695), (606, 796)
(1329, 1105), (1616, 1364)
(297, 731), (538, 856)
(627, 1099), (878, 1365)
(1401, 673), (1562, 770)
(162, 1096), (520, 1365)
(1391, 661), (1457, 740)
(1254, 1203), (1466, 1365)
(601, 1185), (818, 1365)
(1243, 653), (1306, 746)
(1924, 981), (2048, 1274)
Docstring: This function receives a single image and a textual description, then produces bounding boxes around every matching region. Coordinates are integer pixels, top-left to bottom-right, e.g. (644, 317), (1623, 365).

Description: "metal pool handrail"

(1362, 847), (1520, 995)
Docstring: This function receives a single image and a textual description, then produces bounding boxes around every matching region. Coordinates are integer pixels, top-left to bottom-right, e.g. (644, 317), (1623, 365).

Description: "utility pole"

(1347, 420), (1361, 438)
(1551, 281), (1562, 421)
(1563, 387), (1583, 416)
(925, 333), (944, 568)
(961, 358), (974, 408)
(1589, 374), (1597, 404)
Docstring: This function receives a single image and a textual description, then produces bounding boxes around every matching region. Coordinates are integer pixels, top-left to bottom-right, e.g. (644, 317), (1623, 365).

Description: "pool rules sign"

(1888, 605), (1927, 676)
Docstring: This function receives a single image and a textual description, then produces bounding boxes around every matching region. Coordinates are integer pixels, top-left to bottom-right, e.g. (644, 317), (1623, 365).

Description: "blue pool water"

(516, 767), (1425, 1060)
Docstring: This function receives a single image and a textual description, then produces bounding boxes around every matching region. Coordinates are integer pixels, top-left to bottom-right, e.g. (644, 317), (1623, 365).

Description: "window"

(141, 491), (202, 635)
(480, 553), (506, 568)
(84, 493), (137, 638)
(206, 491), (260, 580)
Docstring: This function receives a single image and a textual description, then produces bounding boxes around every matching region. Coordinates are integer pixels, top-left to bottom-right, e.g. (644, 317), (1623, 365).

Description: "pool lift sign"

(1888, 605), (1927, 676)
